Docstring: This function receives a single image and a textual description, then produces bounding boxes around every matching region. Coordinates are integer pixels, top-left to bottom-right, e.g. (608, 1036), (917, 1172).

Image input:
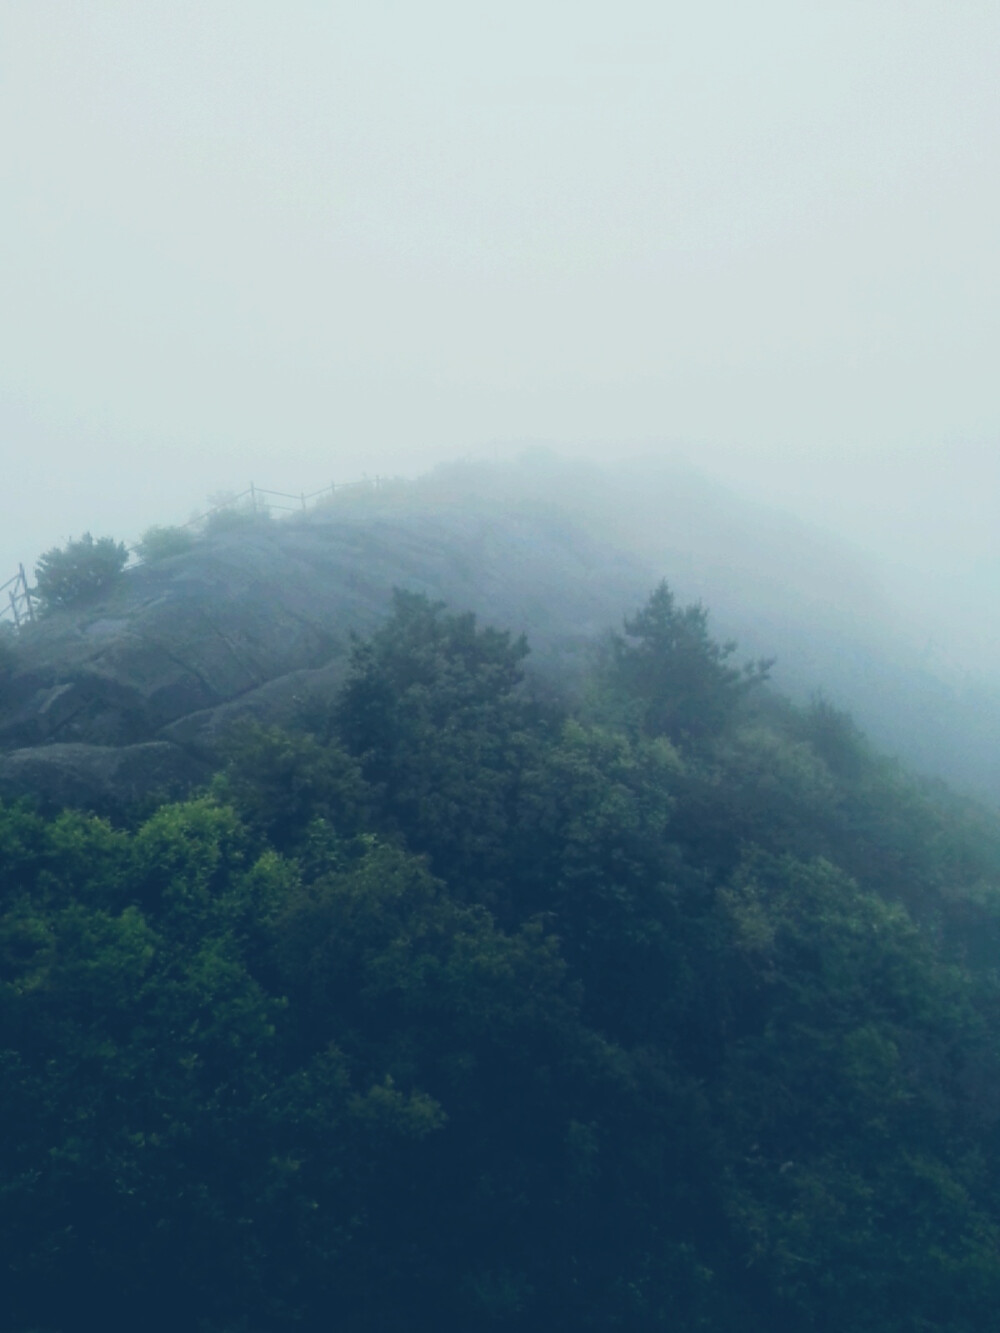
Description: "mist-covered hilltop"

(4, 454), (998, 808)
(415, 454), (1000, 803)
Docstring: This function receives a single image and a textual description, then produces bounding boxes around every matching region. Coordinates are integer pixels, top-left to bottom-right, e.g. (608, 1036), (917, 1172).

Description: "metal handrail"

(0, 564), (36, 629)
(1, 475), (388, 627)
(179, 488), (255, 529)
(255, 487), (305, 502)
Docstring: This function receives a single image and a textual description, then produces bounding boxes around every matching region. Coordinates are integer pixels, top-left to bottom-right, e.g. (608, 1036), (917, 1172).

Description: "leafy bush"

(33, 533), (129, 613)
(203, 503), (271, 534)
(200, 490), (271, 535)
(0, 621), (17, 675)
(135, 524), (195, 563)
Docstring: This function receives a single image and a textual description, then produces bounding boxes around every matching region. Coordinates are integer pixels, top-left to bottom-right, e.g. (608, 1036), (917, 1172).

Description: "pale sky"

(2, 2), (998, 668)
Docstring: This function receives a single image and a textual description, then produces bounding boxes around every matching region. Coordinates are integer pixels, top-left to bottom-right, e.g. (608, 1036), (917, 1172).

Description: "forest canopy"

(4, 584), (1000, 1332)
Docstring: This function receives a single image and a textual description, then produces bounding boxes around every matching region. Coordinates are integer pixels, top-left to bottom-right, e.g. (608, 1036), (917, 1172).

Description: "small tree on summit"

(135, 524), (195, 563)
(605, 580), (772, 744)
(34, 533), (129, 614)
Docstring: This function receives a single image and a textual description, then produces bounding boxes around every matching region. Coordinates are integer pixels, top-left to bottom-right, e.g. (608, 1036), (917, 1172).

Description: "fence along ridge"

(0, 565), (36, 629)
(1, 475), (385, 628)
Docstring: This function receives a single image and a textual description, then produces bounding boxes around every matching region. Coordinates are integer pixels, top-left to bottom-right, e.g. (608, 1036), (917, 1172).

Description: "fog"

(2, 4), (999, 735)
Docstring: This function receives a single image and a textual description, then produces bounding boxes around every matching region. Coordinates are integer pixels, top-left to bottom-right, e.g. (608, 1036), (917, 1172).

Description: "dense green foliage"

(33, 532), (129, 613)
(600, 580), (773, 743)
(0, 621), (17, 675)
(5, 586), (1000, 1330)
(203, 500), (272, 534)
(135, 524), (196, 562)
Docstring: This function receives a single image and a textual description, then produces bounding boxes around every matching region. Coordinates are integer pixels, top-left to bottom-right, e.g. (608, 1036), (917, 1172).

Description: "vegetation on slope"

(4, 584), (1000, 1331)
(33, 533), (129, 614)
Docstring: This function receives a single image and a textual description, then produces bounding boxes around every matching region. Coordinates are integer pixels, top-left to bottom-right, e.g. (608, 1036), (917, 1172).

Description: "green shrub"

(199, 491), (272, 535)
(135, 524), (195, 563)
(203, 505), (269, 533)
(34, 533), (129, 614)
(0, 621), (17, 674)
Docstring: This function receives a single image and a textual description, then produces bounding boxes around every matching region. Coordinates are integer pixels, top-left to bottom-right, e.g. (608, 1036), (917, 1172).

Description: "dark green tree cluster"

(0, 621), (17, 675)
(599, 580), (773, 743)
(4, 585), (1000, 1331)
(33, 532), (129, 614)
(135, 524), (196, 563)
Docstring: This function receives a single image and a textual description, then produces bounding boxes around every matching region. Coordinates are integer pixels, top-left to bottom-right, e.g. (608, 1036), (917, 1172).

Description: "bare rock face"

(0, 499), (651, 813)
(158, 658), (353, 758)
(0, 534), (348, 751)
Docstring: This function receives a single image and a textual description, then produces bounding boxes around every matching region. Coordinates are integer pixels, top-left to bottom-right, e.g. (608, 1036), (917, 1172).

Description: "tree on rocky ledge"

(33, 533), (129, 614)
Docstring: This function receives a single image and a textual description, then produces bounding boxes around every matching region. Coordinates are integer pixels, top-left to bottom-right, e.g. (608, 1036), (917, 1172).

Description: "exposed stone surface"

(0, 492), (651, 811)
(159, 659), (352, 758)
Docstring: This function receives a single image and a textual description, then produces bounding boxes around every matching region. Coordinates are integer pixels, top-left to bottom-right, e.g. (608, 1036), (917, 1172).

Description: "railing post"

(19, 564), (34, 622)
(249, 482), (257, 514)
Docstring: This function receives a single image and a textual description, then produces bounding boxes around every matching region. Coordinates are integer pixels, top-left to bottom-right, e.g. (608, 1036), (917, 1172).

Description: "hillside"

(0, 474), (653, 810)
(5, 568), (1000, 1331)
(4, 456), (1000, 809)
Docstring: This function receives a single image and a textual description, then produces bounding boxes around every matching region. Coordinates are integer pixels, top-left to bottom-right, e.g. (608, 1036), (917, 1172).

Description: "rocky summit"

(0, 486), (650, 811)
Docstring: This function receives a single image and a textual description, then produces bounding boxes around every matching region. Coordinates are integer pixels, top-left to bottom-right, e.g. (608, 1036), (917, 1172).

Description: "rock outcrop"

(0, 491), (651, 811)
(6, 458), (1000, 810)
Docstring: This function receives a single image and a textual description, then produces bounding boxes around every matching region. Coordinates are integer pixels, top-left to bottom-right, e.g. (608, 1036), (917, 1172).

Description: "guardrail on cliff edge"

(0, 565), (36, 629)
(0, 475), (386, 629)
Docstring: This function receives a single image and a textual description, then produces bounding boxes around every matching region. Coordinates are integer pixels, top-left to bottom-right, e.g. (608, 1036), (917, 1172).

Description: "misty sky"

(2, 3), (999, 670)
